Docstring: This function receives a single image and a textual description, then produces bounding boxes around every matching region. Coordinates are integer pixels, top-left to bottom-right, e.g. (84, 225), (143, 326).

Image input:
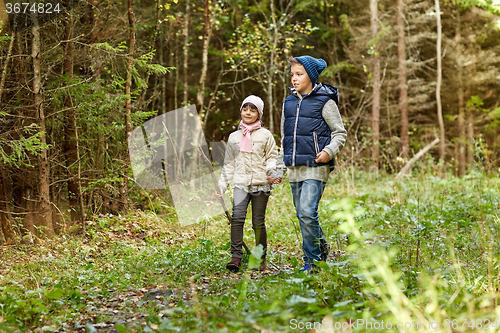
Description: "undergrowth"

(1, 167), (500, 332)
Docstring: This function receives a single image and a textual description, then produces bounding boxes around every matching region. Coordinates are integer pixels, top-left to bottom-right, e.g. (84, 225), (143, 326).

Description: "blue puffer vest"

(282, 83), (338, 170)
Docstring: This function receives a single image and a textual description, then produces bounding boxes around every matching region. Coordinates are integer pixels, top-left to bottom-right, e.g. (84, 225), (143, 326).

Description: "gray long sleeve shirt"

(277, 97), (347, 183)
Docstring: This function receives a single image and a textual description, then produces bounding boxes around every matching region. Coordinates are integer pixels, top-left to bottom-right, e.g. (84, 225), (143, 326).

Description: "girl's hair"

(289, 56), (301, 67)
(241, 102), (258, 112)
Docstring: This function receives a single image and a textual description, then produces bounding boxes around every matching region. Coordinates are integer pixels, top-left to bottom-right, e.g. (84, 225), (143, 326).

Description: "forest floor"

(1, 167), (500, 332)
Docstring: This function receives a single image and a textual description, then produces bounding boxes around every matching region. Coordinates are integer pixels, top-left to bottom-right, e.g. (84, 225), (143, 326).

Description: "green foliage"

(247, 244), (264, 269)
(91, 41), (128, 53)
(451, 0), (500, 15)
(321, 62), (356, 78)
(89, 42), (171, 92)
(1, 171), (499, 331)
(0, 123), (48, 167)
(489, 107), (500, 119)
(467, 95), (485, 108)
(136, 51), (174, 76)
(225, 12), (317, 82)
(465, 96), (500, 132)
(0, 35), (13, 44)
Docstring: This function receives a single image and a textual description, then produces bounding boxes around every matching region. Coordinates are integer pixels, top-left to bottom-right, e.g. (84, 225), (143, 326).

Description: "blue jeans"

(290, 180), (327, 264)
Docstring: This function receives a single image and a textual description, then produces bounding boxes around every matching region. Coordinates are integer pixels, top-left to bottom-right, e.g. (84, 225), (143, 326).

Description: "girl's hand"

(267, 176), (274, 184)
(315, 151), (330, 163)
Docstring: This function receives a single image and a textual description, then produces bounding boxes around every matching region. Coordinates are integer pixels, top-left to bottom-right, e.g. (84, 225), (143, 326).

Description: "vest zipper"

(313, 131), (319, 155)
(292, 97), (302, 166)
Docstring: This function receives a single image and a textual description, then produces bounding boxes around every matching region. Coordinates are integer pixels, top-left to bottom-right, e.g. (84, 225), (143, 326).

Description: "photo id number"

(5, 2), (62, 14)
(443, 319), (498, 330)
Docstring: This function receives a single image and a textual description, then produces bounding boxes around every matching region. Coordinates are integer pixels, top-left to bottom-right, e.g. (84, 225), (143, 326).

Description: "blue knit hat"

(294, 56), (327, 86)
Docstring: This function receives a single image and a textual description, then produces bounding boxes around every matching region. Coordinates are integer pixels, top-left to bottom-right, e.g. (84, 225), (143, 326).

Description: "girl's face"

(290, 63), (313, 95)
(241, 106), (259, 125)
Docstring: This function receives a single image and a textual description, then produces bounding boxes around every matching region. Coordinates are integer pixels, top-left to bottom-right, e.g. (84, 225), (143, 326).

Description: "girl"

(218, 95), (281, 272)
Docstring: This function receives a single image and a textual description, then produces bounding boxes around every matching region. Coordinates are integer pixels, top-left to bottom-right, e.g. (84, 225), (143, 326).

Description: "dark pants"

(230, 188), (270, 259)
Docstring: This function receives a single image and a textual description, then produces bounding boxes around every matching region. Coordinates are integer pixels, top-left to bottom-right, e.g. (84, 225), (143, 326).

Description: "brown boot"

(226, 257), (241, 271)
(251, 258), (267, 272)
(259, 258), (267, 272)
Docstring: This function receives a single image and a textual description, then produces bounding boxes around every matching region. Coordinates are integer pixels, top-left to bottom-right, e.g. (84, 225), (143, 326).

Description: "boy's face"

(290, 63), (313, 95)
(241, 106), (259, 125)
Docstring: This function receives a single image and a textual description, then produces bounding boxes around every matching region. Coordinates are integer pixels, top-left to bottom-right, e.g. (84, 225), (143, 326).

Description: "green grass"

(1, 167), (500, 332)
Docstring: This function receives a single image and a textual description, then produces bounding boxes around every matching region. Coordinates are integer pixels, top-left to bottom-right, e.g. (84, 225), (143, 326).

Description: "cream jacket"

(219, 128), (278, 191)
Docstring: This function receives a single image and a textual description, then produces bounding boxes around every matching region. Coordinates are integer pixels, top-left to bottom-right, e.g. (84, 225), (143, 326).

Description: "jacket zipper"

(249, 131), (253, 185)
(292, 97), (302, 166)
(313, 132), (319, 155)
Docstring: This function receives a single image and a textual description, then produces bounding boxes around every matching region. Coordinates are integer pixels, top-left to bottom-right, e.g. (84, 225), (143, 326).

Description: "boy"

(276, 56), (347, 272)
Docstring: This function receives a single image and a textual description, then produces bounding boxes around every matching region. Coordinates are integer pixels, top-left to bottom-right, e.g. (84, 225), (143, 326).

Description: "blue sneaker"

(300, 263), (316, 273)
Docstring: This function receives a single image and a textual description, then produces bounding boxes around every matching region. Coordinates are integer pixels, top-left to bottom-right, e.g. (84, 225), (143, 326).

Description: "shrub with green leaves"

(1, 171), (499, 332)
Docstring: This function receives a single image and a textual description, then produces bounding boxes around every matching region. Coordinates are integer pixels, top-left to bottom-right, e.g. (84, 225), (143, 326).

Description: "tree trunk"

(159, 0), (166, 115)
(75, 113), (86, 232)
(267, 0), (278, 134)
(0, 33), (16, 241)
(455, 12), (466, 177)
(435, 0), (446, 162)
(466, 108), (474, 166)
(465, 73), (474, 166)
(0, 32), (15, 103)
(32, 22), (54, 237)
(396, 138), (440, 179)
(89, 0), (101, 83)
(202, 71), (222, 131)
(121, 0), (136, 211)
(167, 28), (174, 112)
(197, 0), (211, 118)
(0, 167), (15, 243)
(50, 185), (62, 235)
(0, 213), (14, 244)
(370, 0), (380, 170)
(174, 40), (179, 110)
(397, 0), (409, 159)
(63, 13), (79, 226)
(179, 0), (190, 184)
(89, 0), (97, 40)
(15, 33), (36, 236)
(24, 169), (37, 236)
(160, 56), (166, 113)
(183, 0), (190, 107)
(0, 167), (14, 224)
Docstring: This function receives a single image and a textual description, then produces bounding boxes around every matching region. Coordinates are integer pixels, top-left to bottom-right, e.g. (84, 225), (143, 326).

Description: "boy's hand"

(273, 177), (282, 184)
(315, 151), (330, 163)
